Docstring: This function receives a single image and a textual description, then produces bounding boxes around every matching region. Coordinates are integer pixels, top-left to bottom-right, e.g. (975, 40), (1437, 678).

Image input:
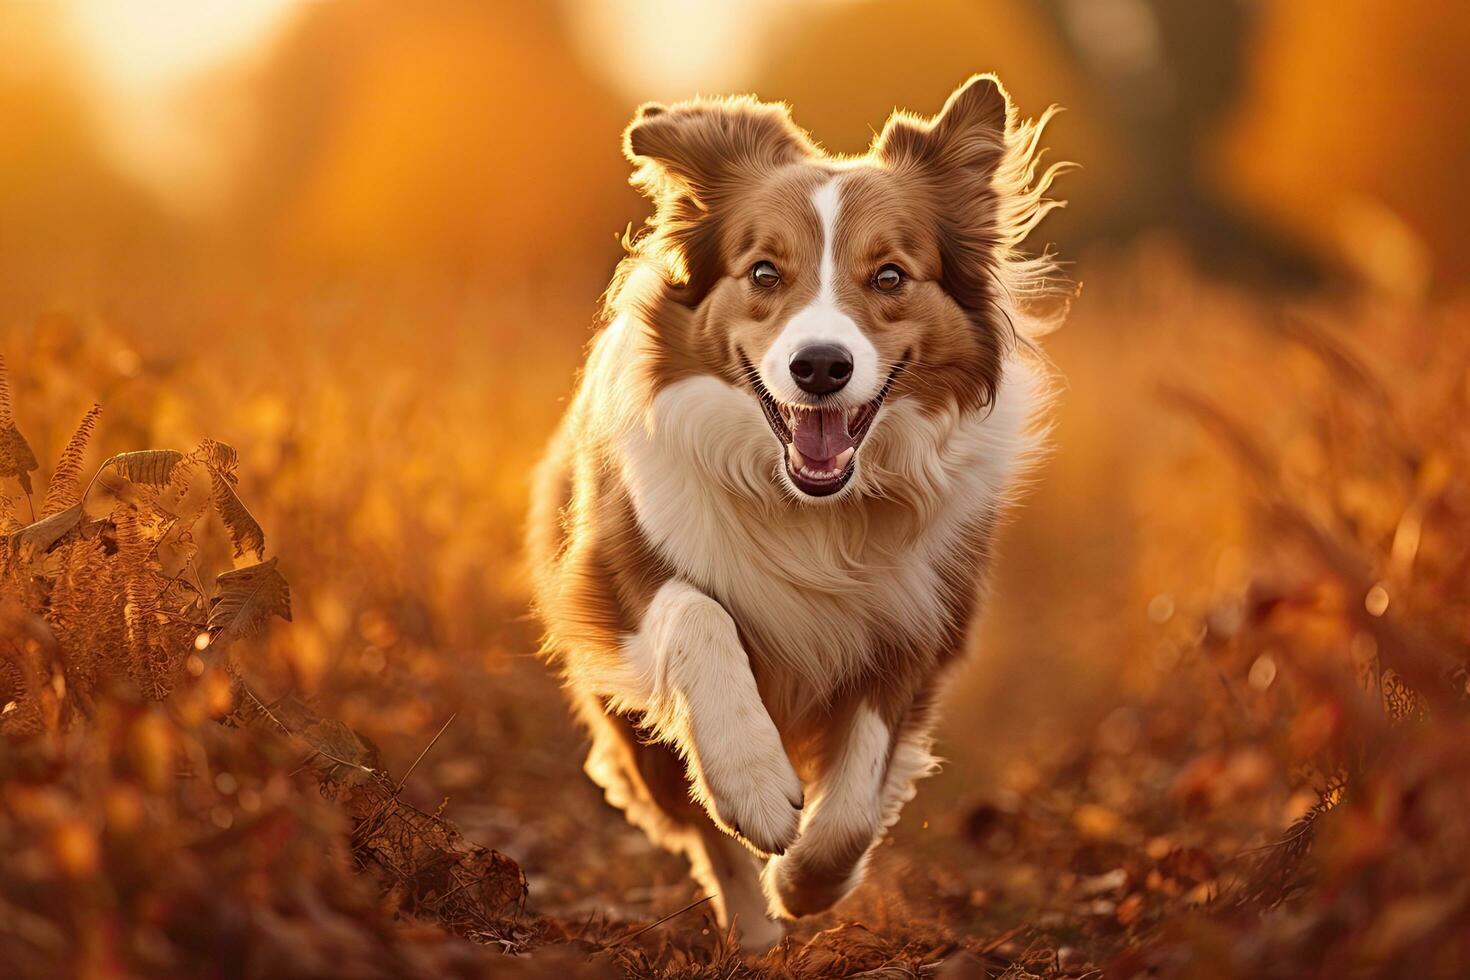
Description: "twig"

(187, 558), (209, 606)
(145, 514), (180, 565)
(1232, 817), (1320, 858)
(976, 926), (1024, 956)
(574, 908), (600, 942)
(606, 895), (714, 948)
(396, 711), (457, 792)
(153, 608), (207, 629)
(236, 680), (376, 775)
(429, 869), (493, 909)
(1231, 781), (1345, 858)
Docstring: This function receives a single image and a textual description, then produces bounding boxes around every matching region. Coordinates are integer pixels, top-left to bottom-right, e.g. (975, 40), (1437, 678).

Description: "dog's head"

(619, 75), (1065, 502)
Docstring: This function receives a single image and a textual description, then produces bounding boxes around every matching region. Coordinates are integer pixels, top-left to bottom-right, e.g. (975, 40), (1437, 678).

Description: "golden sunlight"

(560, 0), (852, 102)
(60, 0), (302, 213)
(7, 3), (1470, 976)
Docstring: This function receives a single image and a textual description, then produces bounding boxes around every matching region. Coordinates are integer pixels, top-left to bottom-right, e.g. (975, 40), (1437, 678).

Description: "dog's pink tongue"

(792, 408), (854, 462)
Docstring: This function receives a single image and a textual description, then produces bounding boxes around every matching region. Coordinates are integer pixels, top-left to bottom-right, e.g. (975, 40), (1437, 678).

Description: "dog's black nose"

(789, 344), (853, 395)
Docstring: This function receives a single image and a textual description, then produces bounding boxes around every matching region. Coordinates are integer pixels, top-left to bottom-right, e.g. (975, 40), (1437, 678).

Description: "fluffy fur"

(527, 75), (1069, 949)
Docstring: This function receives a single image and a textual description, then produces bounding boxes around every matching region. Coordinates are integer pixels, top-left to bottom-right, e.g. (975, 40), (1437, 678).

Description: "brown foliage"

(0, 355), (40, 499)
(6, 283), (1470, 979)
(0, 368), (529, 976)
(37, 403), (98, 518)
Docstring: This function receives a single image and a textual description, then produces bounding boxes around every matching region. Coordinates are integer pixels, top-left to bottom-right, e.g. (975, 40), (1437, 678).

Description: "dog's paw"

(689, 714), (803, 856)
(731, 912), (786, 955)
(761, 850), (866, 920)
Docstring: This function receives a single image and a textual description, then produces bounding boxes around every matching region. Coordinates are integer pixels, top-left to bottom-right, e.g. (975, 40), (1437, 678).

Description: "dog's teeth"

(787, 443), (854, 484)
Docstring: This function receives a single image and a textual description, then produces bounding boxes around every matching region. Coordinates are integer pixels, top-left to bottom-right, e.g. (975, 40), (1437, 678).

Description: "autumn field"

(4, 2), (1470, 978)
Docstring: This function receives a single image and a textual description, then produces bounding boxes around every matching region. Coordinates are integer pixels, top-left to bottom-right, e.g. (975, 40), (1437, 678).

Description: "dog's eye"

(873, 265), (905, 292)
(751, 261), (781, 288)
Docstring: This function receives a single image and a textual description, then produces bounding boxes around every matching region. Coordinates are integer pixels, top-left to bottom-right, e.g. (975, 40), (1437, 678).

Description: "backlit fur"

(527, 75), (1069, 949)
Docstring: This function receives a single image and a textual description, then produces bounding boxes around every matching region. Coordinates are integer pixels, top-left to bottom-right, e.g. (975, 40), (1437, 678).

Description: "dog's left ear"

(874, 74), (1011, 182)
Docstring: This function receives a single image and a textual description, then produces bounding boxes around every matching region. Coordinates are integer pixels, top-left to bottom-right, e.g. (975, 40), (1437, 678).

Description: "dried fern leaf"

(0, 355), (15, 428)
(40, 404), (101, 518)
(0, 356), (38, 495)
(7, 503), (83, 557)
(198, 438), (240, 481)
(207, 557), (291, 650)
(0, 604), (58, 736)
(124, 580), (177, 701)
(153, 474), (209, 575)
(156, 527), (200, 579)
(0, 428), (38, 493)
(107, 450), (185, 487)
(209, 466), (265, 559)
(155, 447), (204, 518)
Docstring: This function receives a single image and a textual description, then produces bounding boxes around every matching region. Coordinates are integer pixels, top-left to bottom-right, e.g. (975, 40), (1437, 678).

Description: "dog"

(527, 74), (1069, 949)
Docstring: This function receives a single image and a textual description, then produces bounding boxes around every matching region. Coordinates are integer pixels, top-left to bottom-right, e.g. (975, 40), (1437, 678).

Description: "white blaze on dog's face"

(623, 77), (1018, 501)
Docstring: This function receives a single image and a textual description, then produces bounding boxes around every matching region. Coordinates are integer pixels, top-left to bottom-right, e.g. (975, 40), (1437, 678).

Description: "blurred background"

(5, 1), (1470, 973)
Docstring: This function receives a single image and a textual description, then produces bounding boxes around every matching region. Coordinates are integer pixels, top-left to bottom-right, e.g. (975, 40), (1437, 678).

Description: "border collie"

(528, 74), (1069, 949)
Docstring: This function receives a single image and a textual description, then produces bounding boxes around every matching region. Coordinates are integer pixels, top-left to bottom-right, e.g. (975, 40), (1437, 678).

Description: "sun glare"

(61, 0), (302, 214)
(56, 0), (857, 215)
(560, 0), (853, 104)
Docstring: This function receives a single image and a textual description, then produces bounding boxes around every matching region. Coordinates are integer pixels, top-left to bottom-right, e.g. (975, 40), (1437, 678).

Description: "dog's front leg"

(608, 580), (804, 856)
(762, 702), (890, 918)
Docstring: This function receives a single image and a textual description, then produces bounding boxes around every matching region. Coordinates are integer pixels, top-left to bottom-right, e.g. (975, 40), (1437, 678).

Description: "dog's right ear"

(624, 97), (814, 208)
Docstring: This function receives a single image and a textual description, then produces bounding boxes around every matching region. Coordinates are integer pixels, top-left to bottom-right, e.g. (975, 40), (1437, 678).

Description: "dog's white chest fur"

(598, 315), (1042, 711)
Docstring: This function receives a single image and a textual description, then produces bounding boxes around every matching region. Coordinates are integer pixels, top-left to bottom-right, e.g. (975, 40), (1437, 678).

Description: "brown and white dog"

(527, 75), (1068, 949)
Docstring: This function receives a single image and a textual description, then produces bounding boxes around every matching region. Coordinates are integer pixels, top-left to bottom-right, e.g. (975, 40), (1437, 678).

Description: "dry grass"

(3, 263), (1469, 978)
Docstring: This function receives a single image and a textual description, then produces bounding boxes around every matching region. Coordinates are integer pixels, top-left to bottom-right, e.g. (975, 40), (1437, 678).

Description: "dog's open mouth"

(741, 353), (907, 498)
